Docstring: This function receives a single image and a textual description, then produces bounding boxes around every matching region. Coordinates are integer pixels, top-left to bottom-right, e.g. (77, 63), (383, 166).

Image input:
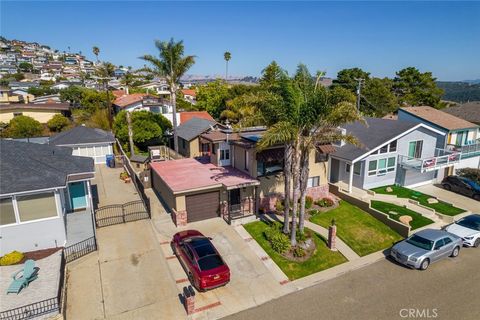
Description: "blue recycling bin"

(106, 154), (115, 168)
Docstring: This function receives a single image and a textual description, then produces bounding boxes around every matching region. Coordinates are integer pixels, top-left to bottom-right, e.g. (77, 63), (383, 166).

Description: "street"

(225, 247), (480, 320)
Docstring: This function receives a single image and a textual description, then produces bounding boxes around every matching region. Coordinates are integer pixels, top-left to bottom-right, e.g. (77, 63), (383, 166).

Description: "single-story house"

(49, 126), (116, 164)
(0, 103), (71, 123)
(0, 140), (95, 255)
(176, 117), (222, 158)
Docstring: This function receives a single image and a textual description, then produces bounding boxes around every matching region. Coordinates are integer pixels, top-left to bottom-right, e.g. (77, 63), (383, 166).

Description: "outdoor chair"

(6, 259), (39, 294)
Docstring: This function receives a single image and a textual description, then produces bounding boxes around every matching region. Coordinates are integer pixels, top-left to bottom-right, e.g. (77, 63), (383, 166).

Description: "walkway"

(92, 164), (140, 207)
(413, 184), (479, 213)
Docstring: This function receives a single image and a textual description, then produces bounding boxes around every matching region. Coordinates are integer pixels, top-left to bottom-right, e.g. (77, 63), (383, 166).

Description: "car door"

(449, 177), (462, 193)
(441, 237), (455, 257)
(179, 243), (194, 274)
(431, 239), (445, 262)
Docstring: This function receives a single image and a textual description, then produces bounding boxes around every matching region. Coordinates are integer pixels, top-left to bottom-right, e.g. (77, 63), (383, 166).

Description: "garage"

(186, 191), (219, 222)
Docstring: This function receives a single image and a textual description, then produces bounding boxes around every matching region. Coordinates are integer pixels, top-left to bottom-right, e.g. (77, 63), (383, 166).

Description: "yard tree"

(6, 115), (43, 138)
(332, 68), (370, 92)
(18, 62), (33, 73)
(196, 80), (230, 119)
(328, 86), (356, 106)
(140, 38), (196, 152)
(362, 78), (398, 116)
(47, 114), (70, 132)
(393, 67), (444, 108)
(224, 51), (231, 80)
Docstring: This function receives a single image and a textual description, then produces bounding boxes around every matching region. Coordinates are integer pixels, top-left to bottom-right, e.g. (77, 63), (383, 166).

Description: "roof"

(113, 93), (151, 108)
(112, 90), (126, 99)
(49, 126), (115, 146)
(401, 106), (478, 131)
(130, 154), (148, 163)
(150, 158), (259, 193)
(180, 111), (214, 124)
(176, 117), (217, 141)
(181, 89), (196, 97)
(443, 102), (480, 125)
(332, 118), (419, 161)
(0, 103), (70, 112)
(0, 140), (94, 195)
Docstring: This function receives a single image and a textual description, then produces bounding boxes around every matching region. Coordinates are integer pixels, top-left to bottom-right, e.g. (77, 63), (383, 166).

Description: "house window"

(353, 162), (362, 175)
(220, 149), (230, 160)
(182, 139), (186, 149)
(408, 140), (423, 159)
(0, 197), (16, 225)
(380, 145), (388, 154)
(307, 176), (320, 188)
(368, 160), (377, 176)
(315, 151), (327, 163)
(368, 157), (396, 176)
(244, 150), (249, 170)
(16, 193), (57, 222)
(389, 140), (397, 152)
(257, 159), (283, 176)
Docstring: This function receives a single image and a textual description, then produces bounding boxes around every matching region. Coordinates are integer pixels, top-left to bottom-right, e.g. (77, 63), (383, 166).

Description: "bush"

(457, 168), (480, 184)
(315, 197), (335, 207)
(305, 196), (313, 209)
(293, 246), (306, 258)
(4, 115), (43, 138)
(0, 251), (24, 266)
(296, 229), (313, 242)
(275, 198), (284, 212)
(47, 114), (70, 132)
(270, 232), (291, 254)
(264, 221), (282, 241)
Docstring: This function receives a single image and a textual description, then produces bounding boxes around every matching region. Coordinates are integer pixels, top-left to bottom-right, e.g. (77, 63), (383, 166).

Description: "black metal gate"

(95, 200), (149, 227)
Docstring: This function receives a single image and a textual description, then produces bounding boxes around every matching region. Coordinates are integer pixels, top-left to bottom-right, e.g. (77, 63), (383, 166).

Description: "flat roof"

(150, 158), (259, 193)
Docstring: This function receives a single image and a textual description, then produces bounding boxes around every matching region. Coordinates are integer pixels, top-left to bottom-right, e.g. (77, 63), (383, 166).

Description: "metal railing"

(64, 236), (97, 263)
(448, 143), (480, 159)
(95, 200), (149, 227)
(398, 151), (461, 172)
(223, 198), (255, 224)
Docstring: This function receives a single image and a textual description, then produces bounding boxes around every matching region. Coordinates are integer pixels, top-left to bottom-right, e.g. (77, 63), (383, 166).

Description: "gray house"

(329, 118), (455, 192)
(0, 140), (95, 255)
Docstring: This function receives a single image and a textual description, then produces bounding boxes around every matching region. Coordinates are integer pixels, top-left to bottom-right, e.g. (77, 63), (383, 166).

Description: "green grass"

(243, 221), (347, 280)
(370, 200), (434, 230)
(371, 185), (466, 216)
(309, 201), (403, 256)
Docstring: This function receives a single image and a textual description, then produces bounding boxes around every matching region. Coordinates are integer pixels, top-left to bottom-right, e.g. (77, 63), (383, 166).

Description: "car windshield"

(406, 235), (434, 250)
(189, 238), (217, 258)
(456, 216), (480, 231)
(197, 254), (224, 271)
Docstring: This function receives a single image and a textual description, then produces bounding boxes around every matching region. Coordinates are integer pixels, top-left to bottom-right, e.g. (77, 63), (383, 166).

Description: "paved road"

(225, 247), (480, 320)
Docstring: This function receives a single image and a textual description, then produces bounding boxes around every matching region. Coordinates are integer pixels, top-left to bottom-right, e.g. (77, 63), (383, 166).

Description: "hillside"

(437, 81), (480, 103)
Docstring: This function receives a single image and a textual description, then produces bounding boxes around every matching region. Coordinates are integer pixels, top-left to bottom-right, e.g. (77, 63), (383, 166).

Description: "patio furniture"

(6, 259), (39, 294)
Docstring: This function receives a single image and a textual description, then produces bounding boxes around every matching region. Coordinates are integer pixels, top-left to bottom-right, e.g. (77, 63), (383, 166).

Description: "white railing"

(398, 151), (461, 172)
(447, 143), (480, 159)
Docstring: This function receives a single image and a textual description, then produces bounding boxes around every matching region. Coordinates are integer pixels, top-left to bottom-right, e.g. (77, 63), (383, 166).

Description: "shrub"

(275, 198), (284, 212)
(270, 232), (291, 254)
(0, 251), (24, 266)
(457, 168), (480, 184)
(4, 115), (43, 138)
(47, 114), (70, 132)
(264, 221), (282, 241)
(305, 196), (313, 209)
(293, 246), (306, 258)
(296, 229), (312, 242)
(316, 197), (335, 207)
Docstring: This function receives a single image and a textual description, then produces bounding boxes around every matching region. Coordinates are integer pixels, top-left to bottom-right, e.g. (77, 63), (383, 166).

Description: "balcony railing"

(447, 143), (480, 160)
(399, 150), (461, 172)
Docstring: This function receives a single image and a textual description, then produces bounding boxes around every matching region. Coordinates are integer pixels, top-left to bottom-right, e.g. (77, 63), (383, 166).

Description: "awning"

(317, 144), (336, 154)
(256, 148), (284, 162)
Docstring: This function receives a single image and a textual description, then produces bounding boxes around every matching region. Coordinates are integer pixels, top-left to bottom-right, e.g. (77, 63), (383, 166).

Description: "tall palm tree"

(140, 39), (195, 152)
(92, 46), (100, 63)
(224, 51), (231, 81)
(95, 62), (115, 128)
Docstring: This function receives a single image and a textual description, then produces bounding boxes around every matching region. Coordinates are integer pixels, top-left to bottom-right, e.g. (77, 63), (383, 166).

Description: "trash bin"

(106, 154), (115, 168)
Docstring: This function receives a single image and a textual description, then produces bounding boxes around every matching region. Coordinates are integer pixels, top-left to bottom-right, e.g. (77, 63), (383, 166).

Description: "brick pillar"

(183, 286), (195, 315)
(328, 225), (337, 251)
(173, 209), (187, 227)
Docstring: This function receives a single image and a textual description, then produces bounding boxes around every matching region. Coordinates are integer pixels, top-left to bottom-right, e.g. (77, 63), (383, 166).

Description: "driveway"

(413, 184), (479, 213)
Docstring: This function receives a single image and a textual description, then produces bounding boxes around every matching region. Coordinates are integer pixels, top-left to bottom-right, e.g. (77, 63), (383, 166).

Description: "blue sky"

(2, 1), (479, 80)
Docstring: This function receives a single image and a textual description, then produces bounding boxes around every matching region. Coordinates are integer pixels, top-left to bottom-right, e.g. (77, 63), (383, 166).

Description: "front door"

(218, 142), (231, 166)
(229, 189), (241, 214)
(69, 182), (87, 211)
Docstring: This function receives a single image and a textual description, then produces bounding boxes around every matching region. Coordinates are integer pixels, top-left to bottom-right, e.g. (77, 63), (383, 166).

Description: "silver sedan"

(390, 229), (462, 270)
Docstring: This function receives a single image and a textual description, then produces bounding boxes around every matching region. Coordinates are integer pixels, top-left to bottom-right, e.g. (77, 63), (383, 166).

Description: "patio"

(65, 210), (95, 245)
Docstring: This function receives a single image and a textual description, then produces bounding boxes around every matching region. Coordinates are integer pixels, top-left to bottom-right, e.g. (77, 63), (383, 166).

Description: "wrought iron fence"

(0, 297), (59, 320)
(95, 200), (149, 227)
(64, 236), (97, 263)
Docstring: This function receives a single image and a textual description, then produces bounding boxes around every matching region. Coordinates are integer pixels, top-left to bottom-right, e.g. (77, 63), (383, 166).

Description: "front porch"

(221, 185), (259, 224)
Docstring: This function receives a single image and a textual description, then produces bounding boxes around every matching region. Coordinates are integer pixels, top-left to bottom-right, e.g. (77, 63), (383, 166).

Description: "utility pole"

(355, 78), (364, 111)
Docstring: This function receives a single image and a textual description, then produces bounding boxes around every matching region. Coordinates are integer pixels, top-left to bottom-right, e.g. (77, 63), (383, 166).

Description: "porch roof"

(150, 158), (259, 193)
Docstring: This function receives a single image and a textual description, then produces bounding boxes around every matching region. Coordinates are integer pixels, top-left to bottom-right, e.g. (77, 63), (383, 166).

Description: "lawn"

(309, 201), (403, 256)
(370, 200), (434, 230)
(371, 185), (466, 216)
(243, 221), (347, 280)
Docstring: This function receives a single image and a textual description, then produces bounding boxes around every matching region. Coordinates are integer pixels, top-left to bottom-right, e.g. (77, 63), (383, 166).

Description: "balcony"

(447, 143), (480, 160)
(399, 149), (461, 172)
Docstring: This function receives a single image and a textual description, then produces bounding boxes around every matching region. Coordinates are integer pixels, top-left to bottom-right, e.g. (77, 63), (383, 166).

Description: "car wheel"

(474, 239), (480, 248)
(443, 184), (451, 191)
(419, 258), (430, 270)
(450, 246), (460, 257)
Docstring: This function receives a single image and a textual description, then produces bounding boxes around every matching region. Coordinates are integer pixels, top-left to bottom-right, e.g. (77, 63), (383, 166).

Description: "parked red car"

(171, 230), (230, 291)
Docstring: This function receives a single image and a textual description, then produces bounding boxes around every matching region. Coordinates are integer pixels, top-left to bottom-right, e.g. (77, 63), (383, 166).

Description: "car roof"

(414, 229), (451, 241)
(459, 214), (480, 222)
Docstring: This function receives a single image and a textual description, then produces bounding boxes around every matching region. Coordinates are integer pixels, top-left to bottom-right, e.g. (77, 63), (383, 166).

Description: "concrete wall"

(151, 169), (176, 211)
(0, 109), (62, 123)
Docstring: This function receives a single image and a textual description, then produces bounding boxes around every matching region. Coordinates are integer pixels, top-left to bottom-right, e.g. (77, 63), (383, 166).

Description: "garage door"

(186, 192), (219, 222)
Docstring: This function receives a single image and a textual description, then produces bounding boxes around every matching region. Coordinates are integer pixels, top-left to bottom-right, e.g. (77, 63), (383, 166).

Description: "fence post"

(122, 205), (126, 223)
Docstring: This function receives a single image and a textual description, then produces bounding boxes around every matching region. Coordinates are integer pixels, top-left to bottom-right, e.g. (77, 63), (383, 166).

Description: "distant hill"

(437, 81), (480, 103)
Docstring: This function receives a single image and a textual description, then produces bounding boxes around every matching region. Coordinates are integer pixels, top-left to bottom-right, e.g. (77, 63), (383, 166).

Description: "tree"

(18, 62), (33, 73)
(195, 80), (230, 118)
(92, 46), (100, 62)
(224, 51), (231, 80)
(140, 38), (196, 152)
(47, 114), (70, 132)
(393, 67), (444, 108)
(95, 62), (115, 127)
(28, 86), (58, 97)
(362, 78), (398, 116)
(328, 86), (356, 106)
(5, 115), (43, 138)
(332, 68), (370, 92)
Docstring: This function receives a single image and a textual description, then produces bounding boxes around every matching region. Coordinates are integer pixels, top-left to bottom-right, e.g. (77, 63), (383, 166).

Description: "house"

(8, 81), (39, 91)
(329, 117), (454, 192)
(0, 103), (71, 123)
(0, 64), (17, 74)
(49, 126), (116, 164)
(151, 126), (333, 225)
(32, 93), (62, 104)
(398, 106), (480, 174)
(181, 89), (196, 104)
(443, 102), (480, 125)
(113, 93), (179, 125)
(175, 117), (221, 157)
(179, 111), (213, 124)
(138, 81), (170, 99)
(0, 87), (25, 104)
(0, 140), (95, 255)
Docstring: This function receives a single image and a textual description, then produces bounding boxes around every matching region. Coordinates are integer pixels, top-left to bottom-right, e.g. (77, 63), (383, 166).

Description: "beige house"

(0, 103), (71, 123)
(175, 117), (224, 158)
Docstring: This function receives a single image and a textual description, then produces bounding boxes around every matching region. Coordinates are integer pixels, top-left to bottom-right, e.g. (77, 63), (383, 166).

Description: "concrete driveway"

(413, 184), (479, 213)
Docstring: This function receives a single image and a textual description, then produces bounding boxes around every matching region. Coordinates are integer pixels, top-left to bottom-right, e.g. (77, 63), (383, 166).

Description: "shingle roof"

(49, 126), (115, 146)
(113, 93), (151, 108)
(0, 140), (94, 195)
(176, 117), (217, 141)
(443, 102), (480, 125)
(332, 118), (418, 161)
(401, 106), (478, 131)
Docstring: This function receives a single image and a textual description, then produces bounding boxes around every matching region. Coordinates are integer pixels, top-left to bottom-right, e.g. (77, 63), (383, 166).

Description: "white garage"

(49, 125), (116, 164)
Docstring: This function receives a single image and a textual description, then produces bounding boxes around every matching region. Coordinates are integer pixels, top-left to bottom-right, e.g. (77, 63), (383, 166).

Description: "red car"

(171, 230), (230, 291)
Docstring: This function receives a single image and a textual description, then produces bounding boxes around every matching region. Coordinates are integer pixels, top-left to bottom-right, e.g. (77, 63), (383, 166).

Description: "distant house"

(443, 102), (480, 125)
(32, 93), (62, 104)
(8, 81), (39, 91)
(113, 93), (179, 125)
(49, 126), (116, 164)
(0, 140), (95, 255)
(179, 111), (214, 124)
(0, 64), (17, 74)
(0, 103), (71, 123)
(181, 89), (196, 104)
(0, 87), (24, 104)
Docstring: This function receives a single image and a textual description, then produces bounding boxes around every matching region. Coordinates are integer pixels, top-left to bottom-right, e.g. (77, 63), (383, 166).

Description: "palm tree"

(95, 62), (115, 128)
(224, 51), (231, 81)
(92, 46), (100, 63)
(140, 39), (195, 152)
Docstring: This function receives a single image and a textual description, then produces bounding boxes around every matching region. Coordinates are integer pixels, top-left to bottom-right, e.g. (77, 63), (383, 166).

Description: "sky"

(1, 1), (479, 81)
